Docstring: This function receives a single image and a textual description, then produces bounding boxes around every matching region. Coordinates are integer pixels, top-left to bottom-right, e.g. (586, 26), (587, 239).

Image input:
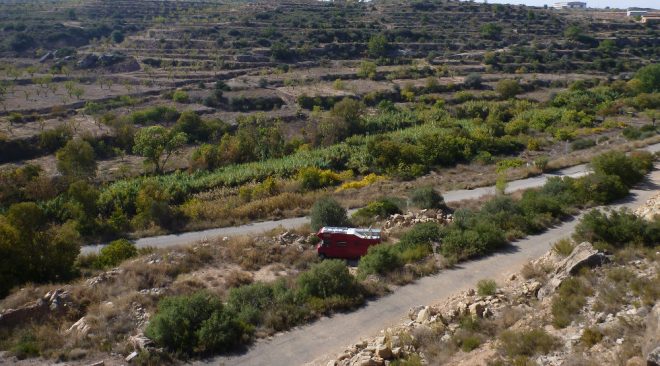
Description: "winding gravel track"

(81, 143), (659, 255)
(202, 167), (659, 366)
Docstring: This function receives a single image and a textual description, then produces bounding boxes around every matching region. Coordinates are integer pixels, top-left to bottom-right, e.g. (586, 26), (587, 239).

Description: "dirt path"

(200, 168), (660, 366)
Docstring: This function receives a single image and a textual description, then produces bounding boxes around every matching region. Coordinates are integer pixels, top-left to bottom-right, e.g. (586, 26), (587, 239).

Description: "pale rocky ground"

(325, 193), (660, 366)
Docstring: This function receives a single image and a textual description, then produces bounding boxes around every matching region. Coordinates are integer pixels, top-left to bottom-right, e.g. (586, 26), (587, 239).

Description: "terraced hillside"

(0, 1), (658, 364)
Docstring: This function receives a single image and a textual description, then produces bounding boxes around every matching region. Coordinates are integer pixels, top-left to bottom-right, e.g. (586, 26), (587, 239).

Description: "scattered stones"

(383, 209), (452, 233)
(125, 351), (139, 362)
(129, 333), (154, 351)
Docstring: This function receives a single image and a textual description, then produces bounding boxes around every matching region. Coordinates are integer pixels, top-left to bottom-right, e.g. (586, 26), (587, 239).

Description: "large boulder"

(537, 242), (608, 300)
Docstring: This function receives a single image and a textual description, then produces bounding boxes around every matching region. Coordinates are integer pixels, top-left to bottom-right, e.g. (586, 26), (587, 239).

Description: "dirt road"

(201, 168), (659, 366)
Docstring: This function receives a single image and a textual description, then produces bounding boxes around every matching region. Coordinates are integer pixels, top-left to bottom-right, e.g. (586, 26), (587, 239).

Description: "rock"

(39, 52), (54, 63)
(125, 351), (139, 362)
(469, 302), (486, 318)
(648, 346), (660, 366)
(129, 333), (154, 350)
(375, 345), (392, 360)
(408, 305), (424, 321)
(87, 362), (104, 366)
(538, 242), (608, 300)
(66, 317), (90, 339)
(416, 307), (431, 323)
(390, 335), (401, 348)
(391, 347), (402, 358)
(327, 361), (337, 366)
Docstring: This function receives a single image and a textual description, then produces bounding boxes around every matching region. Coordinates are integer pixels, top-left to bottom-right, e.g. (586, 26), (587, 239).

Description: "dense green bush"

(96, 239), (138, 268)
(573, 208), (659, 249)
(410, 186), (446, 209)
(56, 139), (97, 180)
(357, 244), (402, 277)
(297, 260), (362, 300)
(145, 291), (251, 356)
(590, 151), (652, 187)
(310, 196), (349, 231)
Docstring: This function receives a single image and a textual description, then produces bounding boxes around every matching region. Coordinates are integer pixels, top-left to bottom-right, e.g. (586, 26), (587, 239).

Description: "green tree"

(310, 196), (349, 231)
(367, 34), (389, 58)
(495, 79), (521, 99)
(480, 23), (502, 40)
(133, 126), (187, 174)
(634, 63), (660, 93)
(174, 111), (206, 142)
(56, 138), (97, 180)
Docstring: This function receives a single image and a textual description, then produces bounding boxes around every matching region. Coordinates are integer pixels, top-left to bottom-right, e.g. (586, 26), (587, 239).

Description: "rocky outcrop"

(0, 288), (73, 328)
(383, 209), (452, 233)
(537, 242), (608, 300)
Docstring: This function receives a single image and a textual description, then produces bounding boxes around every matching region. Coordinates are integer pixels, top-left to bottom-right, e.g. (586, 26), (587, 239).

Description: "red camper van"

(316, 227), (382, 259)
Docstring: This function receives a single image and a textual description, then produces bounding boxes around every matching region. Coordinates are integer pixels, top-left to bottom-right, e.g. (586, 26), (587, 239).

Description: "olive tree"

(133, 126), (187, 174)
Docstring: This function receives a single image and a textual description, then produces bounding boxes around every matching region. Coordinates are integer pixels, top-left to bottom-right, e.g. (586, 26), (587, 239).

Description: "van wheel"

(319, 254), (327, 260)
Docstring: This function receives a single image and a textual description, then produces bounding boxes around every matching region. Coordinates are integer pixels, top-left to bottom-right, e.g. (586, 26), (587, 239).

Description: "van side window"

(337, 241), (347, 247)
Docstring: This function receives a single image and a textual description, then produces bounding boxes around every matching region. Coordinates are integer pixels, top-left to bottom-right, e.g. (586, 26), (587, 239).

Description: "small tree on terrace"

(495, 79), (521, 99)
(367, 34), (389, 58)
(133, 126), (187, 174)
(56, 138), (97, 180)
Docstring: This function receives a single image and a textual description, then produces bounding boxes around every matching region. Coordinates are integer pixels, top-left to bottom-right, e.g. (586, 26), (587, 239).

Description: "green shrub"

(398, 222), (442, 251)
(534, 156), (550, 172)
(573, 208), (659, 248)
(476, 279), (497, 296)
(352, 198), (402, 225)
(410, 186), (446, 209)
(310, 196), (349, 231)
(297, 260), (361, 300)
(96, 239), (138, 268)
(358, 244), (402, 278)
(226, 282), (274, 325)
(499, 328), (560, 358)
(551, 277), (590, 328)
(145, 291), (251, 356)
(172, 90), (190, 103)
(11, 333), (39, 359)
(590, 151), (651, 188)
(551, 238), (575, 257)
(580, 327), (603, 347)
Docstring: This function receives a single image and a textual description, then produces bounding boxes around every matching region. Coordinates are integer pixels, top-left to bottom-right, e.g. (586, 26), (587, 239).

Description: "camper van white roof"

(320, 227), (382, 239)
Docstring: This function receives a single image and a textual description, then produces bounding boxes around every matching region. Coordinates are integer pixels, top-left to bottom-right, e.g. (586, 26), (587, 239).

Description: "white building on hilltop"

(553, 2), (587, 10)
